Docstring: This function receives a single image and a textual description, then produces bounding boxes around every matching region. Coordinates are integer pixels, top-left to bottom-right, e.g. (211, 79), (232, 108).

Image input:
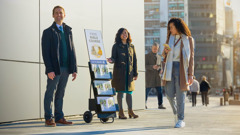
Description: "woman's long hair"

(115, 28), (132, 44)
(166, 18), (191, 43)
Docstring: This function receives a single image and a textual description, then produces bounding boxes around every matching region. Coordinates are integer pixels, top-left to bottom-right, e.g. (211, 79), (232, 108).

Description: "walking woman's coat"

(162, 34), (194, 91)
(110, 43), (138, 91)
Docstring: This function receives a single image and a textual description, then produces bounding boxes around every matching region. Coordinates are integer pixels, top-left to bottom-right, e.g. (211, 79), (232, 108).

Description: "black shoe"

(158, 105), (166, 109)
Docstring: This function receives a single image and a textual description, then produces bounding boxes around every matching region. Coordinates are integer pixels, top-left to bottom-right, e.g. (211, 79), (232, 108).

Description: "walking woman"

(162, 18), (194, 128)
(200, 76), (211, 106)
(107, 28), (139, 119)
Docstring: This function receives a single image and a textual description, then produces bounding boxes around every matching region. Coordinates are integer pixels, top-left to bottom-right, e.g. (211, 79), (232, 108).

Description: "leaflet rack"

(83, 62), (119, 123)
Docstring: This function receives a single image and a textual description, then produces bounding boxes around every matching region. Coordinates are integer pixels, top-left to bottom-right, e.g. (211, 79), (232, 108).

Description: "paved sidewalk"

(0, 95), (240, 135)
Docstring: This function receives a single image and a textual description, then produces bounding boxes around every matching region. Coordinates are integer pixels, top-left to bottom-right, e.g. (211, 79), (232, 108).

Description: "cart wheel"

(111, 117), (114, 123)
(100, 118), (109, 123)
(100, 117), (114, 123)
(83, 111), (93, 123)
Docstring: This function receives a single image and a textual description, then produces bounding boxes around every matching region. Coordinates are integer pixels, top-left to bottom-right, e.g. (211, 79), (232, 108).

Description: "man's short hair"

(52, 6), (65, 15)
(152, 42), (159, 47)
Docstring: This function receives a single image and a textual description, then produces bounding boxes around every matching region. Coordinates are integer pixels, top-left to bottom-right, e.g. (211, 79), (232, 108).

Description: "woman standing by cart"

(162, 18), (194, 128)
(107, 28), (138, 119)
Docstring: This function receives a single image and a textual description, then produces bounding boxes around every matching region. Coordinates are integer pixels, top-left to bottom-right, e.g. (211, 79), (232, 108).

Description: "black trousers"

(201, 91), (208, 106)
(191, 92), (197, 106)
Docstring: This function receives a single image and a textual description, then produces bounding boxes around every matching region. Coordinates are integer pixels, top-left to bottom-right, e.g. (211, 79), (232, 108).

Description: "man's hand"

(134, 76), (138, 80)
(72, 72), (77, 81)
(153, 65), (159, 70)
(48, 72), (55, 80)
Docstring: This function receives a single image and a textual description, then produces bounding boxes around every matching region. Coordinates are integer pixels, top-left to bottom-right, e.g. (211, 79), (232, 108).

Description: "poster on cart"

(85, 29), (107, 64)
(97, 97), (116, 112)
(94, 80), (114, 95)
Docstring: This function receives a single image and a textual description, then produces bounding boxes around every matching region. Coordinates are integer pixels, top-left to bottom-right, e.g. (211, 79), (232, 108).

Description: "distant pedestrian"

(189, 76), (199, 107)
(200, 76), (211, 106)
(230, 86), (233, 96)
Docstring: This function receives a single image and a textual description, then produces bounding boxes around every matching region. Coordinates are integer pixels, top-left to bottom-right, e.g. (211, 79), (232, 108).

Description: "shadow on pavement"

(0, 119), (86, 129)
(33, 126), (173, 135)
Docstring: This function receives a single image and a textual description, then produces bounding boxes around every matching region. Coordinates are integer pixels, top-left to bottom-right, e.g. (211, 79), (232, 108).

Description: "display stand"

(83, 29), (119, 123)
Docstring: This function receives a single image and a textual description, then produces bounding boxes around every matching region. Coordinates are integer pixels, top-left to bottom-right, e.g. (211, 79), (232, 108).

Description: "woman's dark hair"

(115, 28), (132, 44)
(166, 17), (191, 43)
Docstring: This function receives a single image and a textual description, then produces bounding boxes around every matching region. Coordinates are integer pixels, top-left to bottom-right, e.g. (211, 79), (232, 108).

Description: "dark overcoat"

(145, 52), (161, 88)
(111, 43), (138, 91)
(41, 22), (77, 75)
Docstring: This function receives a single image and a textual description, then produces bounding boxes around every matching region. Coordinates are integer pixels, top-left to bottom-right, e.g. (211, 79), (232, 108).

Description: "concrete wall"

(0, 0), (145, 123)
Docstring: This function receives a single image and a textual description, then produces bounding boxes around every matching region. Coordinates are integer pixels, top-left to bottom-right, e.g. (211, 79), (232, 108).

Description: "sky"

(224, 0), (240, 34)
(229, 0), (240, 21)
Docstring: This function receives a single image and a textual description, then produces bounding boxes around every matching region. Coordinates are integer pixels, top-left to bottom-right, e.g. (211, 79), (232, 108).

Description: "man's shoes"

(45, 119), (56, 127)
(158, 104), (166, 109)
(175, 120), (185, 128)
(55, 118), (73, 125)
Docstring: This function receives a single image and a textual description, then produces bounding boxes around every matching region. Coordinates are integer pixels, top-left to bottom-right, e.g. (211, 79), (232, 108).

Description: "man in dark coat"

(145, 43), (166, 109)
(41, 6), (77, 127)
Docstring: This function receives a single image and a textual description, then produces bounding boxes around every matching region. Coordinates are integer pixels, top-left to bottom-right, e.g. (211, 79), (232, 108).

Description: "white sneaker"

(175, 120), (185, 128)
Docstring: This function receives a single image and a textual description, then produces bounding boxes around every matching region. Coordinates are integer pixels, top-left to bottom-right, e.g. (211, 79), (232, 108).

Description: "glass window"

(145, 30), (160, 36)
(145, 38), (160, 45)
(145, 21), (160, 27)
(169, 3), (184, 10)
(169, 12), (184, 18)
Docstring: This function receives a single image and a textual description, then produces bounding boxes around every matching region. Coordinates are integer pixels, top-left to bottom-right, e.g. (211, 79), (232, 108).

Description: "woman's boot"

(128, 109), (139, 118)
(118, 109), (127, 119)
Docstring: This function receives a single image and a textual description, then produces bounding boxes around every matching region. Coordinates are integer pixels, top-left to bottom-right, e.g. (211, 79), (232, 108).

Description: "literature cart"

(83, 29), (118, 123)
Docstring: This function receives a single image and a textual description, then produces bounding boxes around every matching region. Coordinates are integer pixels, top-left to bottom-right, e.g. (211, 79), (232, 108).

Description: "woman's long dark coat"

(110, 43), (138, 91)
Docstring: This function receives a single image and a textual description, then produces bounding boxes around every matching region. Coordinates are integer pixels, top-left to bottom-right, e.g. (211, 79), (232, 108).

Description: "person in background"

(200, 76), (211, 106)
(145, 42), (166, 109)
(189, 76), (199, 107)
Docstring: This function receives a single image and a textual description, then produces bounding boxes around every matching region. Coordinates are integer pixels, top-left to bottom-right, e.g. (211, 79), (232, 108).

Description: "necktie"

(59, 26), (64, 33)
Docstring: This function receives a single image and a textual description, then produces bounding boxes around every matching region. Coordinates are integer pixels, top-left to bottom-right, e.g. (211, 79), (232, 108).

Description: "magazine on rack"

(91, 64), (111, 79)
(94, 80), (114, 95)
(97, 97), (116, 112)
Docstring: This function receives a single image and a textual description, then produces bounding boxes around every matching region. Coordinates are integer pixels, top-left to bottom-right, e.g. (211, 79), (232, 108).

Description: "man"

(189, 76), (199, 107)
(145, 42), (166, 109)
(42, 6), (77, 127)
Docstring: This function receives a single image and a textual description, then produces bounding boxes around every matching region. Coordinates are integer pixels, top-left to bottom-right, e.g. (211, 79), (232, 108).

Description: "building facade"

(188, 0), (225, 88)
(144, 0), (161, 53)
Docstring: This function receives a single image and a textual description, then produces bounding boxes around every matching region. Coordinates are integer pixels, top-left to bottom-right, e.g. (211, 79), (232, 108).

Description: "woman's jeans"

(165, 62), (186, 121)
